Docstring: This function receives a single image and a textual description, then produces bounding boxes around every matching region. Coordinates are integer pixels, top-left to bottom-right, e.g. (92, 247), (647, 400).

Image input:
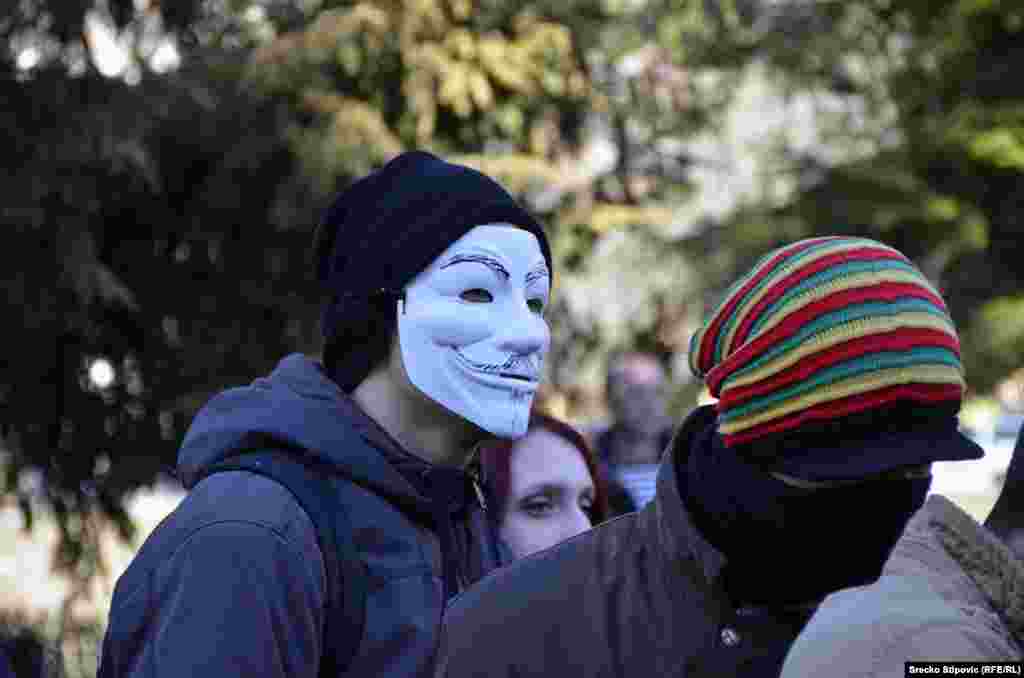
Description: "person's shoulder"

(446, 511), (642, 625)
(438, 513), (658, 677)
(115, 470), (325, 603)
(810, 574), (957, 634)
(787, 576), (1018, 677)
(782, 575), (963, 677)
(180, 470), (320, 547)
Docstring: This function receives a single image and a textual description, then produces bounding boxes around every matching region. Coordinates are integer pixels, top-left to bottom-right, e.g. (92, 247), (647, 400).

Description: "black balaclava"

(682, 412), (931, 606)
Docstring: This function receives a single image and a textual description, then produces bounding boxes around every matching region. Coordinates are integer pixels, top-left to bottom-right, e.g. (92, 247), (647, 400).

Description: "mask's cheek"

(405, 300), (495, 347)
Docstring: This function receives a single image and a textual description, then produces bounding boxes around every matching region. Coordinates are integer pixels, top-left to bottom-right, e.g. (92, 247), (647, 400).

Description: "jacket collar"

(337, 385), (484, 515)
(648, 405), (727, 587)
(888, 494), (1024, 642)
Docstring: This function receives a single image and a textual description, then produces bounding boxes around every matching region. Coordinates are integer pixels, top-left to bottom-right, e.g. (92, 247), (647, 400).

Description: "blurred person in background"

(0, 621), (61, 678)
(783, 423), (1024, 676)
(478, 411), (610, 559)
(984, 416), (1024, 557)
(436, 236), (984, 678)
(98, 151), (553, 678)
(590, 351), (675, 512)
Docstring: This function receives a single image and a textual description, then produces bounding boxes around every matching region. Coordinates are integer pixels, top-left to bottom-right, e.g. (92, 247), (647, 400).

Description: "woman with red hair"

(478, 411), (611, 559)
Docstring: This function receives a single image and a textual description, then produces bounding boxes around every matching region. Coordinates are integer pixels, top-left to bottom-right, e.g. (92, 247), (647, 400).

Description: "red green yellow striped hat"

(689, 236), (970, 451)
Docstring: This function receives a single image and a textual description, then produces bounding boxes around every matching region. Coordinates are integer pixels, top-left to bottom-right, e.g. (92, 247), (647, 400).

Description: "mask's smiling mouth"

(500, 372), (535, 382)
(451, 348), (540, 385)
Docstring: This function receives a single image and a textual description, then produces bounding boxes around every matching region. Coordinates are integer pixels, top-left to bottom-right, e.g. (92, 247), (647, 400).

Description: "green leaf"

(968, 128), (1024, 169)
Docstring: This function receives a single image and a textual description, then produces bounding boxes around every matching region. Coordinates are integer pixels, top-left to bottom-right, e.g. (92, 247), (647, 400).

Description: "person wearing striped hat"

(435, 236), (984, 678)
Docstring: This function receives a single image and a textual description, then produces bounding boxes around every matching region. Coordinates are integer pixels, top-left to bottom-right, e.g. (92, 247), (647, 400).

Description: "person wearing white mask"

(98, 151), (553, 678)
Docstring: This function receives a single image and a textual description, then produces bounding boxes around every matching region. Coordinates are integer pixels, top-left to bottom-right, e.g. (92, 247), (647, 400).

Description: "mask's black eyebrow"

(525, 263), (549, 286)
(440, 254), (510, 280)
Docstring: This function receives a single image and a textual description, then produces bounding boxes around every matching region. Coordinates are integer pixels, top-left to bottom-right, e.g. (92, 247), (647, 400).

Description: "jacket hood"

(659, 405), (728, 585)
(176, 354), (433, 515)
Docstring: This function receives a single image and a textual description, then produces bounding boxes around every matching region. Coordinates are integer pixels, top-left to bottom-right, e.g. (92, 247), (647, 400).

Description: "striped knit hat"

(689, 236), (982, 477)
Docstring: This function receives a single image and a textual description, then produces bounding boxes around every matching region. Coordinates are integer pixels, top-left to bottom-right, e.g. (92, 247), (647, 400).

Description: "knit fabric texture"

(316, 150), (552, 342)
(688, 236), (965, 448)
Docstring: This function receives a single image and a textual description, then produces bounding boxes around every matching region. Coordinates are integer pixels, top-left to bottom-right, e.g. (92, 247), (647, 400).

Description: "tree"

(6, 6), (1024, 669)
(2, 2), (318, 651)
(241, 0), (743, 413)
(703, 0), (1024, 392)
(2, 4), (729, 629)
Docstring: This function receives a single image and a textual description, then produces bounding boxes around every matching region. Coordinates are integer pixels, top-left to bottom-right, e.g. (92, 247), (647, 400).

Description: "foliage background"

(2, 0), (1022, 675)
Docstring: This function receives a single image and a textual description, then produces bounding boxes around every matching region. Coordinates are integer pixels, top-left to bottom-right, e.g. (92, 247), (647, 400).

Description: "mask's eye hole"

(460, 289), (494, 303)
(527, 298), (546, 314)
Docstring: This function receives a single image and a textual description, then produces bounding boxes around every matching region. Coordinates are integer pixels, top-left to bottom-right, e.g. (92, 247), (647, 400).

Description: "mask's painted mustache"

(452, 349), (540, 381)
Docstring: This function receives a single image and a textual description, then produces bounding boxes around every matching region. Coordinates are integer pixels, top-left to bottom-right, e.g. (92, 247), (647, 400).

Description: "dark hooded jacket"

(98, 354), (504, 678)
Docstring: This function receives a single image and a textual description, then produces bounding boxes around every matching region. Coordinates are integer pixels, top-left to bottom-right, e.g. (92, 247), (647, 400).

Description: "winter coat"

(97, 354), (503, 678)
(435, 405), (817, 678)
(780, 494), (1024, 677)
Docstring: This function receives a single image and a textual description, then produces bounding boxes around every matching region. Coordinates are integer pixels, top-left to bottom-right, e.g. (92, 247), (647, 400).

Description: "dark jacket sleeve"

(0, 648), (15, 678)
(101, 520), (325, 678)
(435, 611), (509, 678)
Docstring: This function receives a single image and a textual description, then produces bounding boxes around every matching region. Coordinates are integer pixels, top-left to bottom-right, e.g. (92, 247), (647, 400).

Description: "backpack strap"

(195, 451), (367, 678)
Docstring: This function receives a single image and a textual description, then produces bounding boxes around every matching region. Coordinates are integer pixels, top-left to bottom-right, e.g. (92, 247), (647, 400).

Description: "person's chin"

(441, 379), (531, 440)
(465, 403), (528, 439)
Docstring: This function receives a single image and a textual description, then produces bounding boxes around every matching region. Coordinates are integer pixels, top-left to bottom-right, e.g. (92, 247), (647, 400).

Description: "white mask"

(397, 224), (551, 438)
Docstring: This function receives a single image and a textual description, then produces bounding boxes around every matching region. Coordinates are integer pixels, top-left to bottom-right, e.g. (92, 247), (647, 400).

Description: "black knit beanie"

(314, 151), (553, 392)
